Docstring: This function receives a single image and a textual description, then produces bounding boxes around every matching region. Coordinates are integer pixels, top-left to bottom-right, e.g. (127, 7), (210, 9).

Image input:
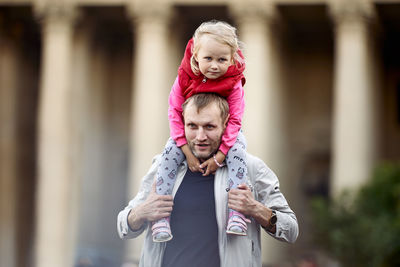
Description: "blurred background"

(1, 0), (399, 266)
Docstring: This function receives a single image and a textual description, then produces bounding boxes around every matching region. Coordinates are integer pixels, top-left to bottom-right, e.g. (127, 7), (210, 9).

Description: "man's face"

(184, 101), (227, 161)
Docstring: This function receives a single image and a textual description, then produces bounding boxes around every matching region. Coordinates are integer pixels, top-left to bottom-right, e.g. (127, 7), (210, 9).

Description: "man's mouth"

(196, 143), (209, 148)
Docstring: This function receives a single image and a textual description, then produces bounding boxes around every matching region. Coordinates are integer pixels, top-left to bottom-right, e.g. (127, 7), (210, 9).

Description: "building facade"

(0, 0), (399, 266)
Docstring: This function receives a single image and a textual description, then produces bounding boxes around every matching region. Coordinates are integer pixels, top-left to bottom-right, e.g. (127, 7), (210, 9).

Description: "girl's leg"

(225, 131), (247, 189)
(153, 138), (185, 242)
(225, 132), (251, 235)
(156, 138), (185, 196)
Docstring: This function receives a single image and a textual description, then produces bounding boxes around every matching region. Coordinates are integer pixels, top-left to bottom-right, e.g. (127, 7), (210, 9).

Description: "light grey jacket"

(117, 153), (298, 267)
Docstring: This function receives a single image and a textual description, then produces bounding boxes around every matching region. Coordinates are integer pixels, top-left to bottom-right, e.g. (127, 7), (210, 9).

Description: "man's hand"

(181, 144), (204, 173)
(228, 184), (257, 216)
(199, 150), (226, 176)
(128, 183), (174, 230)
(229, 184), (276, 233)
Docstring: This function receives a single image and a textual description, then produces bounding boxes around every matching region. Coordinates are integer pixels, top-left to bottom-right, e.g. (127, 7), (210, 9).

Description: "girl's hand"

(199, 158), (218, 176)
(181, 144), (204, 173)
(200, 150), (226, 176)
(186, 153), (203, 173)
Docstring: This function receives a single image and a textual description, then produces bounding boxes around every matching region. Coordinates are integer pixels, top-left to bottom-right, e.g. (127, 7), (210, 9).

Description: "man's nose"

(196, 128), (207, 141)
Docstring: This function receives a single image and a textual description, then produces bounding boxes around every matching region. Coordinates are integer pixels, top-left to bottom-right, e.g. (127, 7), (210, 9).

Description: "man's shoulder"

(245, 152), (277, 180)
(245, 152), (266, 168)
(153, 154), (162, 162)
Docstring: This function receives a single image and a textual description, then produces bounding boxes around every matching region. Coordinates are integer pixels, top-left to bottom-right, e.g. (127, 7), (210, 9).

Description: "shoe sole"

(152, 235), (173, 242)
(226, 230), (247, 236)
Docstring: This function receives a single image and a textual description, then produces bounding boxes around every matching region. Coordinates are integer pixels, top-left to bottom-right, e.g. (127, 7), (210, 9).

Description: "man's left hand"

(229, 184), (277, 233)
(228, 184), (257, 217)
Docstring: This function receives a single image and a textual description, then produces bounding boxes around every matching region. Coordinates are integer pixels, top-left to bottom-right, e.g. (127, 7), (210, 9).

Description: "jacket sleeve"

(117, 156), (160, 239)
(168, 77), (187, 147)
(249, 154), (299, 243)
(219, 80), (245, 155)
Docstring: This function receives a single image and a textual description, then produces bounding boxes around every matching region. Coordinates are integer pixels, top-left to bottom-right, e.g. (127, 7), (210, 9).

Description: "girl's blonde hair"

(190, 20), (243, 75)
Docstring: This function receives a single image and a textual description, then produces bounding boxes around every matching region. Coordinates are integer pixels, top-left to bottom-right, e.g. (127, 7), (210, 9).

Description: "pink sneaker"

(152, 217), (173, 242)
(226, 210), (251, 236)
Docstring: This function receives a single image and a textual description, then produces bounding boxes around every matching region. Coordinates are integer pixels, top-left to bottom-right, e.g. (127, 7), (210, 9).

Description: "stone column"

(229, 1), (289, 265)
(125, 2), (172, 264)
(229, 1), (288, 176)
(34, 2), (78, 267)
(329, 0), (378, 195)
(0, 36), (19, 267)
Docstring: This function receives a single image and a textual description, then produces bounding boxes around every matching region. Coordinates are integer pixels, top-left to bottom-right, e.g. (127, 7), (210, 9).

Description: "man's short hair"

(182, 93), (229, 123)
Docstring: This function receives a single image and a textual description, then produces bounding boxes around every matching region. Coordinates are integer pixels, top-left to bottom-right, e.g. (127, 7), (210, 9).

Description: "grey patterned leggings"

(156, 132), (248, 196)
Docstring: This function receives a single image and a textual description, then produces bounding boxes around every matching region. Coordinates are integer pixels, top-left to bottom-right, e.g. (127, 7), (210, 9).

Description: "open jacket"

(117, 153), (299, 267)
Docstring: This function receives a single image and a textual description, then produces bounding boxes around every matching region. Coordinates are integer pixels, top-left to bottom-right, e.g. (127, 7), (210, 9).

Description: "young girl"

(152, 20), (250, 242)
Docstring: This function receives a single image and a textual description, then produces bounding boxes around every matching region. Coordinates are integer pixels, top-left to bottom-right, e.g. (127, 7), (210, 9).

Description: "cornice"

(228, 0), (280, 24)
(328, 0), (375, 25)
(1, 0), (400, 6)
(125, 0), (173, 25)
(34, 0), (79, 24)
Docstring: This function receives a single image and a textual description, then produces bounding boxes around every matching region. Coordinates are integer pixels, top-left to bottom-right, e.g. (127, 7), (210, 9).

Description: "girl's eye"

(219, 58), (227, 62)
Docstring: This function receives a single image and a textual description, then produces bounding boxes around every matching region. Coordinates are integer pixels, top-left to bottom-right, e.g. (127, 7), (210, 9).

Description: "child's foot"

(226, 210), (251, 236)
(152, 217), (173, 242)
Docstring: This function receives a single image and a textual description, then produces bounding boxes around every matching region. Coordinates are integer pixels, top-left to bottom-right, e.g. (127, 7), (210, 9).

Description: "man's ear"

(223, 115), (229, 128)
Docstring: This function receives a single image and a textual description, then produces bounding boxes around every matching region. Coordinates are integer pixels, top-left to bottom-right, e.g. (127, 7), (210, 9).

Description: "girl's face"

(195, 35), (233, 80)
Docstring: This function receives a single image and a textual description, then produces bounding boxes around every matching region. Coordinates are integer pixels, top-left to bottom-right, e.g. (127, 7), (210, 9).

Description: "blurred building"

(0, 0), (399, 266)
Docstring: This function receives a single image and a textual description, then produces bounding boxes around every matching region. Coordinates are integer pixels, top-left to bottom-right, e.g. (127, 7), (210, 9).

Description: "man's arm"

(228, 154), (299, 243)
(127, 183), (173, 231)
(228, 184), (276, 234)
(117, 155), (173, 239)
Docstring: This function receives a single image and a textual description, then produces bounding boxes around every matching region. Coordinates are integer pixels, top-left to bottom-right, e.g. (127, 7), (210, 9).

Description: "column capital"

(328, 0), (375, 25)
(228, 0), (279, 25)
(34, 0), (79, 25)
(125, 0), (173, 26)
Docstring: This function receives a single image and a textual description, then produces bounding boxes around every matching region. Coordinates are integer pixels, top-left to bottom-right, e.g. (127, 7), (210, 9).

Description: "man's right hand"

(128, 183), (174, 230)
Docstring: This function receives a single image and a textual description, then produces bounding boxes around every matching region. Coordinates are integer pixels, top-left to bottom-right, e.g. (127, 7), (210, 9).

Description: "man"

(117, 93), (298, 267)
